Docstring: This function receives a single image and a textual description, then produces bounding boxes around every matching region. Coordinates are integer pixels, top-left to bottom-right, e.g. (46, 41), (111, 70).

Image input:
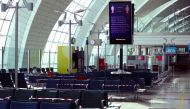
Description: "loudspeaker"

(1, 3), (9, 12)
(27, 3), (33, 11)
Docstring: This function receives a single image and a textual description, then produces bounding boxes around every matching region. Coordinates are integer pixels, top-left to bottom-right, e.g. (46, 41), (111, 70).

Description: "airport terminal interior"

(0, 0), (190, 109)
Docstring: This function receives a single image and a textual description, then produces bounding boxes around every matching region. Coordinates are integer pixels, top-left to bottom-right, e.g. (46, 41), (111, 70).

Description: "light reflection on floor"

(110, 71), (190, 109)
(119, 102), (149, 109)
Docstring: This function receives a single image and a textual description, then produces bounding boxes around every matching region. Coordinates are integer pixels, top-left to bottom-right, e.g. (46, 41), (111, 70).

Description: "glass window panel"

(69, 16), (75, 22)
(42, 64), (48, 68)
(54, 54), (57, 64)
(62, 25), (69, 33)
(1, 21), (10, 35)
(0, 11), (7, 19)
(48, 31), (56, 41)
(65, 12), (72, 22)
(50, 53), (55, 64)
(0, 20), (3, 29)
(51, 43), (58, 52)
(63, 35), (69, 43)
(12, 0), (19, 5)
(74, 5), (82, 12)
(59, 33), (66, 43)
(57, 26), (64, 31)
(42, 0), (94, 68)
(77, 12), (85, 17)
(42, 53), (49, 64)
(6, 9), (15, 20)
(54, 32), (61, 42)
(66, 2), (77, 11)
(83, 0), (92, 7)
(71, 25), (77, 34)
(44, 42), (52, 52)
(1, 0), (8, 3)
(78, 0), (86, 5)
(92, 46), (98, 56)
(53, 64), (57, 71)
(0, 37), (6, 48)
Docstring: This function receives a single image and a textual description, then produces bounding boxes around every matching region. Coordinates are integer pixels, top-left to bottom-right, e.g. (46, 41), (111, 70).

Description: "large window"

(0, 0), (19, 48)
(42, 0), (93, 69)
(0, 0), (19, 68)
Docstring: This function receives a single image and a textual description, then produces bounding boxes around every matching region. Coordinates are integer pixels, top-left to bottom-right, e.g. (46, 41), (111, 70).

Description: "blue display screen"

(165, 47), (176, 54)
(109, 1), (133, 44)
(188, 43), (190, 53)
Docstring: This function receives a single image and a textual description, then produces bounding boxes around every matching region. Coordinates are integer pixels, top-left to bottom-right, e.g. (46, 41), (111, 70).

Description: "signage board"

(109, 1), (133, 44)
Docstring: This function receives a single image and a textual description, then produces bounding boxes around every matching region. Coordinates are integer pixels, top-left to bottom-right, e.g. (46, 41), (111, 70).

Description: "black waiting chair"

(0, 101), (9, 109)
(79, 90), (109, 109)
(41, 68), (46, 74)
(8, 69), (15, 73)
(29, 68), (33, 73)
(50, 68), (54, 72)
(12, 73), (27, 88)
(104, 80), (120, 91)
(46, 79), (60, 89)
(58, 90), (81, 100)
(46, 68), (50, 72)
(0, 69), (6, 73)
(36, 68), (41, 73)
(0, 88), (14, 100)
(36, 89), (57, 98)
(10, 101), (39, 109)
(88, 80), (104, 90)
(40, 101), (76, 109)
(0, 73), (14, 88)
(32, 89), (58, 102)
(12, 89), (36, 101)
(73, 80), (89, 90)
(19, 68), (27, 73)
(58, 79), (75, 89)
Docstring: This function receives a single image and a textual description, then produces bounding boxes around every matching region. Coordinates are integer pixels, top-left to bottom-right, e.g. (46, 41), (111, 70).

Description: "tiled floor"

(110, 71), (190, 109)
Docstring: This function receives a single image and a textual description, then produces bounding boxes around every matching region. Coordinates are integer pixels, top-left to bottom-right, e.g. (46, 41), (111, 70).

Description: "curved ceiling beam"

(157, 15), (190, 32)
(135, 0), (166, 17)
(143, 3), (190, 33)
(161, 5), (190, 22)
(141, 0), (178, 32)
(180, 26), (190, 32)
(168, 14), (190, 28)
(21, 0), (72, 67)
(173, 21), (189, 32)
(134, 0), (149, 14)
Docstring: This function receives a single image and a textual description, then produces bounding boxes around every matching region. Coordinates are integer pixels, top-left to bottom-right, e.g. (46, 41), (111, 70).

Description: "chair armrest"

(74, 99), (79, 106)
(85, 84), (88, 89)
(101, 100), (105, 109)
(5, 96), (12, 100)
(108, 96), (113, 105)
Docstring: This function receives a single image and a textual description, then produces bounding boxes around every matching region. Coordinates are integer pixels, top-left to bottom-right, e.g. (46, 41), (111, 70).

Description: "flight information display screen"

(109, 1), (133, 44)
(188, 43), (190, 53)
(165, 47), (177, 55)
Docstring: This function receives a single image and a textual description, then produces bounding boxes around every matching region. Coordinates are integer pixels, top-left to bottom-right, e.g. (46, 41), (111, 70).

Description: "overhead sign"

(188, 43), (190, 53)
(165, 47), (177, 55)
(109, 1), (133, 44)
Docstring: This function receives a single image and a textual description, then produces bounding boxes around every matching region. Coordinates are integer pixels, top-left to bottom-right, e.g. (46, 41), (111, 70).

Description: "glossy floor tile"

(110, 71), (190, 109)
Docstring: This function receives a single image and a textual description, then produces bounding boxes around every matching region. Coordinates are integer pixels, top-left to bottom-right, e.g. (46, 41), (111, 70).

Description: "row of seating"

(0, 72), (143, 92)
(0, 68), (54, 73)
(1, 68), (157, 80)
(43, 79), (139, 92)
(0, 88), (109, 109)
(0, 100), (76, 109)
(0, 73), (27, 88)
